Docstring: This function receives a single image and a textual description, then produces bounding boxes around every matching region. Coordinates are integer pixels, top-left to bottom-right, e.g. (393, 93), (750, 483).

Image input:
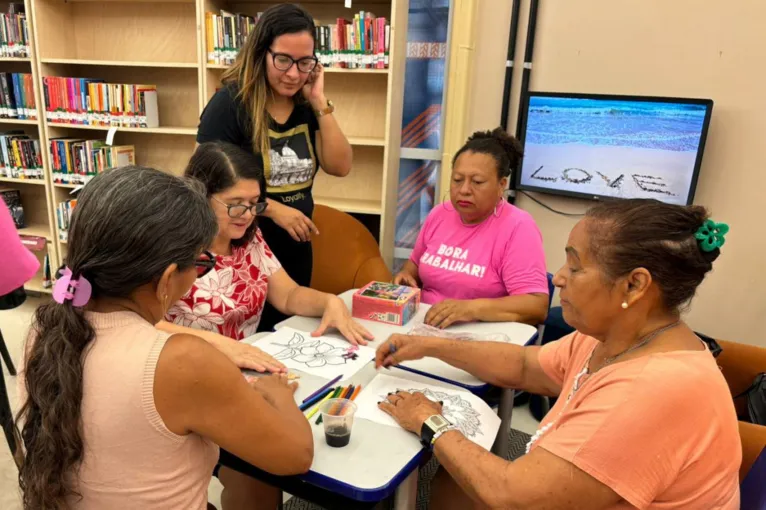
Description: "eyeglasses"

(268, 49), (318, 74)
(195, 250), (216, 278)
(212, 196), (268, 218)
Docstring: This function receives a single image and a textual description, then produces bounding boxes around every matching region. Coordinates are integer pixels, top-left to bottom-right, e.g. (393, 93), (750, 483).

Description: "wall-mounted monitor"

(515, 92), (713, 205)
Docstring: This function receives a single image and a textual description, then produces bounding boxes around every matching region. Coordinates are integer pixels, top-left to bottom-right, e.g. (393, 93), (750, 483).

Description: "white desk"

(241, 332), (474, 507)
(274, 289), (538, 456)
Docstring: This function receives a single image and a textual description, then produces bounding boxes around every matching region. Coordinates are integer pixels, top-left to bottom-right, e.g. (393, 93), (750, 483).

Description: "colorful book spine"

(316, 14), (389, 69)
(43, 77), (159, 128)
(49, 138), (136, 185)
(0, 8), (30, 58)
(205, 10), (260, 65)
(0, 131), (42, 179)
(56, 199), (77, 241)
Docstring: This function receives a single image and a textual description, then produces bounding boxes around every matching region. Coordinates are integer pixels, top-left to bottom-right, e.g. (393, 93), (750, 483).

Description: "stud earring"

(621, 301), (628, 309)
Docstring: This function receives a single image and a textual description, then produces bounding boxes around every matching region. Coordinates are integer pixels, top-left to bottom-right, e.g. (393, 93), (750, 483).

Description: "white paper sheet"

(355, 373), (501, 451)
(256, 327), (375, 380)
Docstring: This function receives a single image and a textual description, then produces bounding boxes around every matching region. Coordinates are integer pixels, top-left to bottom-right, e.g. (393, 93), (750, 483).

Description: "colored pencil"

(316, 386), (345, 425)
(340, 385), (354, 399)
(302, 374), (342, 404)
(349, 384), (362, 401)
(305, 391), (334, 420)
(299, 386), (335, 412)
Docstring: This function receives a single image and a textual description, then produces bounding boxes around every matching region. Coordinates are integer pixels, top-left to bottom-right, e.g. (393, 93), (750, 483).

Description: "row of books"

(316, 13), (390, 69)
(50, 138), (135, 185)
(56, 199), (76, 241)
(0, 5), (29, 58)
(0, 72), (36, 120)
(0, 131), (43, 179)
(205, 10), (260, 65)
(43, 77), (159, 128)
(204, 10), (390, 69)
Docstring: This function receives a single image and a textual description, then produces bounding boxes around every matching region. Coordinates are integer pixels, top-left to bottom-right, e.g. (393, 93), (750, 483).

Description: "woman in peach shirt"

(375, 199), (740, 509)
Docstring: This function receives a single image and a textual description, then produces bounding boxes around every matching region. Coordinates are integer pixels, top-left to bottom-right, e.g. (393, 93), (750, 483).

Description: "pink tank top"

(71, 311), (219, 509)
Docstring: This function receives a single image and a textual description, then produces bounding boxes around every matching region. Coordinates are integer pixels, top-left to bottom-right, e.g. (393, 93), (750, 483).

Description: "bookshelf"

(5, 0), (409, 280)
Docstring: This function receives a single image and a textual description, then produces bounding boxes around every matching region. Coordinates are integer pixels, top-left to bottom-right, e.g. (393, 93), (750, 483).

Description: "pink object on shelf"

(0, 203), (40, 295)
(352, 281), (420, 327)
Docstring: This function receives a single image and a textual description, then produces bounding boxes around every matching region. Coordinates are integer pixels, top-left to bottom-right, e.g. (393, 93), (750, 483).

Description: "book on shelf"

(50, 138), (135, 185)
(316, 12), (390, 69)
(0, 187), (24, 228)
(0, 130), (43, 179)
(0, 72), (36, 119)
(43, 253), (52, 288)
(206, 10), (260, 65)
(56, 198), (76, 241)
(19, 233), (45, 251)
(0, 4), (29, 58)
(43, 77), (159, 128)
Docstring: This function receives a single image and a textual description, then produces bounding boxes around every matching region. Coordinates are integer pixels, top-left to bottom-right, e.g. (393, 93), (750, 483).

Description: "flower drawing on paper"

(382, 388), (482, 439)
(272, 332), (351, 368)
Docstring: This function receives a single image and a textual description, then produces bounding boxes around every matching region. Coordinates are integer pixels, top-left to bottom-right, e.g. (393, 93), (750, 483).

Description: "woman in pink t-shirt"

(376, 199), (740, 509)
(393, 128), (549, 327)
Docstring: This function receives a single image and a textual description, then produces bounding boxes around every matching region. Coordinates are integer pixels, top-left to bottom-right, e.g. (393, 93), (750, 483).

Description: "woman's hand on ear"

(303, 63), (326, 109)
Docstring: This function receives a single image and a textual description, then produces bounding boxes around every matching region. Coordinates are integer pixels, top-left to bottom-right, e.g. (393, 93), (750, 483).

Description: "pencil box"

(352, 281), (420, 326)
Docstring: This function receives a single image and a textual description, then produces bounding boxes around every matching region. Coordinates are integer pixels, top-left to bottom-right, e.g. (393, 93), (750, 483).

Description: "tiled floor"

(0, 296), (539, 509)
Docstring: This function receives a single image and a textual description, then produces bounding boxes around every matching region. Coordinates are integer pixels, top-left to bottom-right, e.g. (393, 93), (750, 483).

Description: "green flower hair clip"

(694, 219), (729, 252)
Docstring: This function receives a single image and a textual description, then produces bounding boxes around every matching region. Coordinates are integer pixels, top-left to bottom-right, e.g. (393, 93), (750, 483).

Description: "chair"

(715, 339), (766, 481)
(310, 204), (391, 295)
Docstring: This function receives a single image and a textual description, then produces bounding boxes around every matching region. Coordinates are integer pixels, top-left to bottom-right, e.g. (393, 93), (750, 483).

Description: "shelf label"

(345, 0), (352, 7)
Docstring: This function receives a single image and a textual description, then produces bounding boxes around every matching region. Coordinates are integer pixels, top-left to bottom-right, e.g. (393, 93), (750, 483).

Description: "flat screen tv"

(515, 92), (713, 205)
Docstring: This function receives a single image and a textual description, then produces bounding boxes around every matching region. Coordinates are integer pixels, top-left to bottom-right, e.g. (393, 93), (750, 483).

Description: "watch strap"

(430, 425), (458, 448)
(314, 99), (334, 117)
(419, 414), (452, 448)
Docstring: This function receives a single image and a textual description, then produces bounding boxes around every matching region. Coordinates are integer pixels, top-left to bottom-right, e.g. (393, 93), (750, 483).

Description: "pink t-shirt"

(533, 332), (741, 509)
(410, 201), (548, 304)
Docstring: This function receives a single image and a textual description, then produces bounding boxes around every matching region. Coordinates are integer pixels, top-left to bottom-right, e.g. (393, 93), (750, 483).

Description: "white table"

(275, 289), (538, 457)
(241, 332), (476, 508)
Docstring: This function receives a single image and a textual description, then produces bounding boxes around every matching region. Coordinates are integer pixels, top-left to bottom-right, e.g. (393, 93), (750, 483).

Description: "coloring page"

(355, 373), (501, 451)
(257, 327), (375, 379)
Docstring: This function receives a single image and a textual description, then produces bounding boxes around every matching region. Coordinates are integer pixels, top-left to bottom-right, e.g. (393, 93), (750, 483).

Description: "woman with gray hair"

(16, 166), (313, 509)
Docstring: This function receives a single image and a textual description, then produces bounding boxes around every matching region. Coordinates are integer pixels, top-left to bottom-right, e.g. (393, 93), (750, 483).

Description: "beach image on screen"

(518, 96), (709, 205)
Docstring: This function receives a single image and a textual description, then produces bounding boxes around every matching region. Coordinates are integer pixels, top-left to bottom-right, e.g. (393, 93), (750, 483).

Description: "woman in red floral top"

(158, 142), (372, 375)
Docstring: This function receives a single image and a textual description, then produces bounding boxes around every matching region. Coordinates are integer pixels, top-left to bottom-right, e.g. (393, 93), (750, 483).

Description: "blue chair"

(741, 446), (766, 509)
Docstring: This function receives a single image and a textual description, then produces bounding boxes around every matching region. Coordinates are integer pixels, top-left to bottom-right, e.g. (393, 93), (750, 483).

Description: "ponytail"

(17, 299), (95, 509)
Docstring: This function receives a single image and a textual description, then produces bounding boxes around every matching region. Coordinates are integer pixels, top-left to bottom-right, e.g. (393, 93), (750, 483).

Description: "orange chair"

(716, 340), (766, 481)
(310, 204), (392, 295)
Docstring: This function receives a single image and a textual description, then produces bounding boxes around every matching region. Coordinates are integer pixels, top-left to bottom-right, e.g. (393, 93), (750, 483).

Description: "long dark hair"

(586, 199), (721, 311)
(452, 127), (524, 180)
(222, 3), (316, 155)
(185, 141), (267, 247)
(16, 166), (217, 509)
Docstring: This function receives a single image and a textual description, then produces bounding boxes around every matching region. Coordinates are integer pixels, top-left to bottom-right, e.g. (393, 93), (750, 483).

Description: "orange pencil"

(349, 385), (362, 401)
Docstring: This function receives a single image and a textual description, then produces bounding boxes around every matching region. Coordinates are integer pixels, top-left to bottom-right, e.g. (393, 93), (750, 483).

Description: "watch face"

(429, 415), (448, 428)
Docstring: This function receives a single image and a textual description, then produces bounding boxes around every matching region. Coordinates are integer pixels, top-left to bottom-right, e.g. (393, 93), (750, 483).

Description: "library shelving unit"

(0, 0), (56, 295)
(11, 0), (408, 277)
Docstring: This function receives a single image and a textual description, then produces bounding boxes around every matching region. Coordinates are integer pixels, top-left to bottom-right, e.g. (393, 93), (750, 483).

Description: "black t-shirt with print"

(196, 83), (320, 217)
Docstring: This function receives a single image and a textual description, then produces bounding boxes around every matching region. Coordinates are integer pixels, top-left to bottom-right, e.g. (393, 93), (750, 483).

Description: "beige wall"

(467, 0), (765, 345)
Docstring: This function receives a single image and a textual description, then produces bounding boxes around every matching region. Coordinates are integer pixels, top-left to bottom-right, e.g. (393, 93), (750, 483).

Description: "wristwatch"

(420, 414), (455, 449)
(314, 99), (335, 117)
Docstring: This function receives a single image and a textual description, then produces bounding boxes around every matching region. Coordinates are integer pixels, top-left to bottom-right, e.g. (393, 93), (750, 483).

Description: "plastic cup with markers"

(320, 398), (357, 448)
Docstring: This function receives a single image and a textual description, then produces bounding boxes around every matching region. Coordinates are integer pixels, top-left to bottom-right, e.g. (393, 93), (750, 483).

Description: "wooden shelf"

(324, 68), (389, 74)
(348, 136), (386, 147)
(54, 183), (82, 189)
(0, 176), (46, 185)
(0, 57), (31, 62)
(47, 123), (197, 136)
(315, 197), (382, 215)
(41, 58), (198, 68)
(25, 276), (53, 295)
(18, 224), (51, 240)
(0, 118), (39, 125)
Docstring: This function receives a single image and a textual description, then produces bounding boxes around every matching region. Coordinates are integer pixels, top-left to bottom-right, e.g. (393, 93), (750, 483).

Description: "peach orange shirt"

(532, 332), (741, 510)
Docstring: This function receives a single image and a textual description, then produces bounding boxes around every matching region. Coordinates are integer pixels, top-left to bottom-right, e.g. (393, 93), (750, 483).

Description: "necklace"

(525, 319), (682, 454)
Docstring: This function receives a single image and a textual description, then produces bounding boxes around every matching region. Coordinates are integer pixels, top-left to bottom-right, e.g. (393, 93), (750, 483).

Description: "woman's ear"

(624, 268), (652, 306)
(499, 176), (509, 194)
(156, 263), (179, 312)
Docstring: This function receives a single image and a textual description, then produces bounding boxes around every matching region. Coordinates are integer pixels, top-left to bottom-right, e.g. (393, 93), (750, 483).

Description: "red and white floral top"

(165, 228), (281, 340)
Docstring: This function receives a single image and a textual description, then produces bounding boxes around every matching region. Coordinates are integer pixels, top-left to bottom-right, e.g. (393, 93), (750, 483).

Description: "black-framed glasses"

(268, 49), (318, 73)
(212, 196), (268, 218)
(195, 250), (216, 278)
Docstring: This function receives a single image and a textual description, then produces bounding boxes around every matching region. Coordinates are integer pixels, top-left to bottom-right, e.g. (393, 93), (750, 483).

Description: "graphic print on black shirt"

(266, 124), (317, 192)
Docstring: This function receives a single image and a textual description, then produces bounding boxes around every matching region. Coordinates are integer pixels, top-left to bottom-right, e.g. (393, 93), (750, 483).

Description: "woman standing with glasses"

(197, 3), (353, 332)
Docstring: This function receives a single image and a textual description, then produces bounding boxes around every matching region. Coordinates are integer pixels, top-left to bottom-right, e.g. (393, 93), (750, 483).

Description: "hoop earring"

(494, 199), (502, 217)
(162, 294), (169, 315)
